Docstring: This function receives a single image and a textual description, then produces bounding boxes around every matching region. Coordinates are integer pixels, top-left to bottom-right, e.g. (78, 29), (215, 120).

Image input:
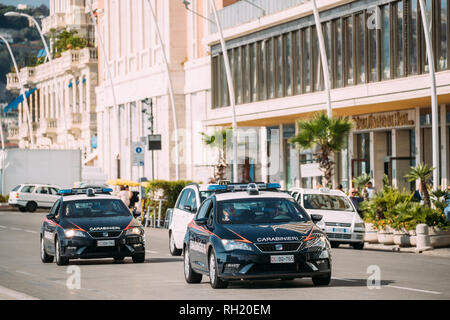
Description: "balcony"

(37, 118), (58, 137)
(6, 73), (19, 91)
(58, 112), (82, 135)
(18, 123), (37, 140)
(42, 13), (66, 34)
(7, 126), (19, 142)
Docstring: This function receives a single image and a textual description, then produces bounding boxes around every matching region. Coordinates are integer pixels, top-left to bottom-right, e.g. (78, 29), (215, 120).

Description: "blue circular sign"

(136, 147), (143, 154)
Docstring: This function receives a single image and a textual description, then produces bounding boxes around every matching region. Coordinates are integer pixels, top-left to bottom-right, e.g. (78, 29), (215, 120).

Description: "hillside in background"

(0, 3), (49, 103)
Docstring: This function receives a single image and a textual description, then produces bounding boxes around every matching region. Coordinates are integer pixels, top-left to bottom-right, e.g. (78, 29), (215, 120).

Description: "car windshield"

(61, 199), (131, 218)
(199, 191), (214, 203)
(303, 194), (354, 212)
(218, 198), (310, 224)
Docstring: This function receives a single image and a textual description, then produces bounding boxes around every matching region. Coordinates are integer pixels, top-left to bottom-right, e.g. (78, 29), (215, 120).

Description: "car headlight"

(354, 223), (365, 229)
(221, 239), (253, 251)
(125, 227), (143, 236)
(303, 233), (329, 249)
(64, 229), (86, 238)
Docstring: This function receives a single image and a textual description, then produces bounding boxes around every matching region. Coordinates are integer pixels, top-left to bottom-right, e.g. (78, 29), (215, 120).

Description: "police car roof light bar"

(57, 187), (113, 196)
(207, 182), (281, 193)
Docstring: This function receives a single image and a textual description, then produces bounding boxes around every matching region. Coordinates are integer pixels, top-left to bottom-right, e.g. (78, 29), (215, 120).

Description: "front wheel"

(209, 250), (228, 289)
(55, 238), (69, 266)
(312, 273), (331, 286)
(352, 242), (365, 250)
(169, 232), (182, 256)
(40, 236), (53, 263)
(184, 247), (202, 283)
(330, 241), (340, 248)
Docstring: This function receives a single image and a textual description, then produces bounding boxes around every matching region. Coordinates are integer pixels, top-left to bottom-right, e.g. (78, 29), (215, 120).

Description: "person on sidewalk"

(349, 188), (364, 213)
(118, 185), (132, 208)
(364, 181), (376, 200)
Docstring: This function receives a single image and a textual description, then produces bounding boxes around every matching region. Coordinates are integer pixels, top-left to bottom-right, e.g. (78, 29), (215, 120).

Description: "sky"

(1, 0), (49, 7)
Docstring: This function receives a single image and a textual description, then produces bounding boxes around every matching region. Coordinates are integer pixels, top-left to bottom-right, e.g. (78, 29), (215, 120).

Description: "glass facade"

(211, 0), (450, 109)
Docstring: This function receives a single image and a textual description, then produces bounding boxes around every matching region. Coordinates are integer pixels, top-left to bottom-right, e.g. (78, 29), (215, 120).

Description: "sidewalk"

(363, 242), (450, 258)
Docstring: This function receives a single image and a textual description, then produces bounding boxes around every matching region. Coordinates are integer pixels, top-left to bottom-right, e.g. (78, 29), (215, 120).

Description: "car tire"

(132, 253), (145, 263)
(169, 232), (182, 256)
(26, 201), (37, 213)
(19, 206), (27, 212)
(209, 249), (228, 289)
(330, 241), (340, 248)
(55, 237), (69, 266)
(40, 236), (53, 263)
(312, 273), (331, 286)
(113, 256), (125, 262)
(280, 277), (295, 281)
(183, 247), (202, 283)
(352, 242), (365, 250)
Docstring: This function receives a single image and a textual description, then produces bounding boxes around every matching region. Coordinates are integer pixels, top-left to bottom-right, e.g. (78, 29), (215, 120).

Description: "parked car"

(289, 187), (365, 249)
(8, 184), (60, 212)
(168, 183), (215, 256)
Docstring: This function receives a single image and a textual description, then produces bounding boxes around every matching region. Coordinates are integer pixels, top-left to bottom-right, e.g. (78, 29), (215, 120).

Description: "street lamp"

(0, 34), (35, 148)
(145, 0), (181, 181)
(418, 0), (439, 190)
(86, 3), (121, 180)
(310, 0), (332, 118)
(5, 11), (69, 148)
(182, 0), (239, 182)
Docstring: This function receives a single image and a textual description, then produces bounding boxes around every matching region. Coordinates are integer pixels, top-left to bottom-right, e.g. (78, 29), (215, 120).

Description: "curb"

(362, 242), (450, 257)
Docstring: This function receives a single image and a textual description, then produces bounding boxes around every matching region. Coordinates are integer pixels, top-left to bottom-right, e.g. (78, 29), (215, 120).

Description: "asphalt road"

(0, 209), (449, 300)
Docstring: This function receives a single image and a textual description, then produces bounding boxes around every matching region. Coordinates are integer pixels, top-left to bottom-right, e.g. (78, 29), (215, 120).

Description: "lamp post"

(5, 12), (69, 149)
(86, 3), (121, 180)
(182, 0), (239, 182)
(0, 34), (35, 148)
(418, 0), (439, 190)
(311, 0), (332, 118)
(145, 0), (180, 181)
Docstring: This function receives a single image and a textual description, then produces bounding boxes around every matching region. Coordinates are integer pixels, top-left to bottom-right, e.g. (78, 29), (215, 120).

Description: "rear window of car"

(11, 185), (22, 192)
(21, 185), (35, 193)
(303, 194), (354, 212)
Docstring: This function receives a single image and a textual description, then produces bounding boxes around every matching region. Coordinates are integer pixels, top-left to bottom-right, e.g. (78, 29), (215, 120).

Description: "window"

(36, 187), (49, 194)
(381, 4), (391, 80)
(275, 35), (284, 98)
(267, 38), (275, 99)
(220, 53), (229, 107)
(235, 47), (242, 104)
(251, 43), (257, 102)
(284, 33), (293, 96)
(421, 0), (432, 73)
(11, 185), (21, 192)
(212, 55), (219, 108)
(185, 191), (197, 212)
(259, 40), (267, 101)
(176, 189), (190, 210)
(368, 13), (378, 82)
(294, 30), (302, 95)
(21, 185), (35, 193)
(244, 45), (250, 103)
(196, 199), (212, 220)
(312, 26), (323, 91)
(49, 188), (59, 195)
(335, 19), (343, 88)
(439, 0), (448, 70)
(409, 0), (419, 75)
(395, 1), (404, 77)
(62, 199), (131, 218)
(345, 16), (354, 86)
(303, 28), (312, 92)
(356, 12), (366, 84)
(303, 194), (355, 212)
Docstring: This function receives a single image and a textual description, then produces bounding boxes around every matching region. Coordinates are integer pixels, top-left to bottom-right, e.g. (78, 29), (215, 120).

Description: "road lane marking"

(16, 270), (35, 277)
(386, 285), (441, 295)
(0, 285), (39, 300)
(146, 250), (158, 254)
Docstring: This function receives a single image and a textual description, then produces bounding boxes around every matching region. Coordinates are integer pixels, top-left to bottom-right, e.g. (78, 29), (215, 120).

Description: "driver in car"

(222, 203), (239, 222)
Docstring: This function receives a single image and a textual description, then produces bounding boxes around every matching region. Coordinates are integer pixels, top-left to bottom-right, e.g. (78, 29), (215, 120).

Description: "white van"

(8, 183), (60, 212)
(289, 188), (365, 249)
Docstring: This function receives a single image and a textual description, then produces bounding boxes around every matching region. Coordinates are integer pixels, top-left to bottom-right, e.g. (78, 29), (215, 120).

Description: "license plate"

(327, 227), (348, 233)
(97, 240), (115, 247)
(270, 255), (294, 264)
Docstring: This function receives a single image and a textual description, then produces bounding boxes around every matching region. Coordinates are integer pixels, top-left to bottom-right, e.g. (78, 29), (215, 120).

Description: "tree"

(404, 163), (435, 207)
(200, 127), (232, 181)
(289, 112), (353, 188)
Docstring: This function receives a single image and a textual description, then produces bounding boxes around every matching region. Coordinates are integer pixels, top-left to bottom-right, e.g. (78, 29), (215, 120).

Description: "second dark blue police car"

(40, 187), (145, 265)
(183, 183), (332, 289)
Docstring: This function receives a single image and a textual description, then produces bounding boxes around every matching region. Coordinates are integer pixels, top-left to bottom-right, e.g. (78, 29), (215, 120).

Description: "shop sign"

(352, 110), (415, 131)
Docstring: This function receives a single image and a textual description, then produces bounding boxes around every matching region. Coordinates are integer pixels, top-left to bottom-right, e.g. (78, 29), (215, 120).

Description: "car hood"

(305, 209), (363, 224)
(221, 221), (318, 244)
(62, 216), (137, 231)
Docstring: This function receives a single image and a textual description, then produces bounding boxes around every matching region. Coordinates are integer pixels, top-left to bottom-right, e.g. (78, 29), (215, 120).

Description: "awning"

(3, 88), (37, 113)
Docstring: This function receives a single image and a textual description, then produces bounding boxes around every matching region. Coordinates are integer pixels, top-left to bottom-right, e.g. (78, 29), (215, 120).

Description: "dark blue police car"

(40, 187), (145, 265)
(183, 183), (332, 288)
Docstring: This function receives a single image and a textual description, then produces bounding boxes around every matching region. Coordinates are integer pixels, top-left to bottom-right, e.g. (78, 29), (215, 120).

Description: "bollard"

(415, 224), (432, 253)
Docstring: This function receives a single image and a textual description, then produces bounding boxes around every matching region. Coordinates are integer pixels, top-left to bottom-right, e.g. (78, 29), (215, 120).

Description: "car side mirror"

(311, 214), (323, 223)
(196, 218), (207, 226)
(132, 209), (140, 219)
(46, 213), (55, 220)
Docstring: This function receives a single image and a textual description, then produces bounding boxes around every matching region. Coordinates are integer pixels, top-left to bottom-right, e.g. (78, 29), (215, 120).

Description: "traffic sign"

(132, 142), (145, 166)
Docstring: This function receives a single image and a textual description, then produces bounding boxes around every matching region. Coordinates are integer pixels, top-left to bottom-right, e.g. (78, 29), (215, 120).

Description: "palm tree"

(200, 127), (232, 181)
(404, 163), (434, 207)
(289, 112), (353, 188)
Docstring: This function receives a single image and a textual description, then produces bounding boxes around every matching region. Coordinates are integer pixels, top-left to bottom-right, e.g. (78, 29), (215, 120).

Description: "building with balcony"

(5, 0), (99, 163)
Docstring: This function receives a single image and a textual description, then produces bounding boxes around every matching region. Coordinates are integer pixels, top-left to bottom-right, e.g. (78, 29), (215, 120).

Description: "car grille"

(325, 222), (351, 227)
(251, 263), (299, 274)
(326, 233), (351, 240)
(255, 242), (301, 252)
(88, 231), (123, 238)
